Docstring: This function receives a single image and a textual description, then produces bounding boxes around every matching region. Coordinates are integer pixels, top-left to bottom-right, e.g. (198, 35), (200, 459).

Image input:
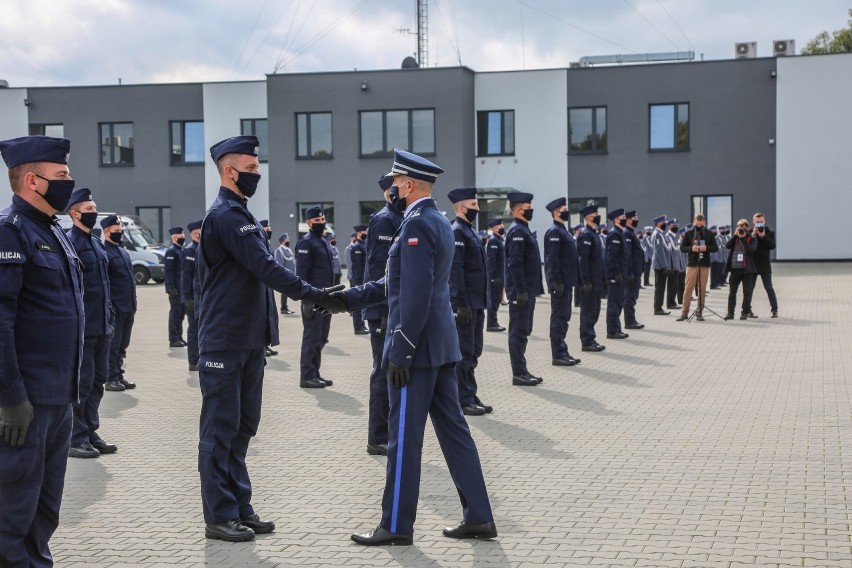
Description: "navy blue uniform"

(544, 221), (579, 360)
(450, 217), (487, 407)
(485, 233), (505, 328)
(67, 226), (114, 448)
(295, 231), (335, 382)
(104, 239), (137, 385)
(349, 238), (367, 331)
(344, 198), (492, 536)
(504, 219), (543, 376)
(182, 240), (199, 366)
(196, 187), (323, 525)
(605, 226), (630, 335)
(577, 225), (604, 347)
(164, 243), (185, 343)
(0, 196), (84, 567)
(623, 226), (644, 326)
(362, 204), (403, 446)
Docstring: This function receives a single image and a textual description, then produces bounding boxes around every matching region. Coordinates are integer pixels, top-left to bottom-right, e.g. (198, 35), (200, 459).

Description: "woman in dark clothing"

(724, 219), (759, 320)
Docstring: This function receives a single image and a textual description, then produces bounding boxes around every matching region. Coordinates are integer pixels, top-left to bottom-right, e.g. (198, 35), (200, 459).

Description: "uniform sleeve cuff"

(0, 381), (28, 407)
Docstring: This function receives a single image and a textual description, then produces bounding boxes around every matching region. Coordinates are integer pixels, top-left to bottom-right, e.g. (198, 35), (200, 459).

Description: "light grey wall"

(266, 67), (476, 242)
(27, 83), (206, 236)
(566, 58), (777, 228)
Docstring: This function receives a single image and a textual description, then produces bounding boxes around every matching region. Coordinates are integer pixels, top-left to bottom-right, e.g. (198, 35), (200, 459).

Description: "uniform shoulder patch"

(1, 212), (22, 230)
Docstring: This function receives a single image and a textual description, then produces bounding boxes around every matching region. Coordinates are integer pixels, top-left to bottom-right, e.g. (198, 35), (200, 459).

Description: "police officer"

(165, 226), (186, 348)
(0, 135), (84, 567)
(665, 219), (682, 310)
(505, 192), (544, 386)
(448, 187), (491, 415)
(622, 211), (646, 330)
(196, 135), (337, 542)
(319, 149), (496, 546)
(577, 204), (606, 352)
(67, 188), (117, 459)
(485, 218), (506, 332)
(641, 225), (654, 286)
(604, 209), (630, 340)
(273, 233), (296, 314)
(349, 225), (369, 334)
(182, 220), (202, 371)
(102, 215), (138, 391)
(296, 207), (336, 389)
(544, 197), (581, 367)
(651, 215), (672, 315)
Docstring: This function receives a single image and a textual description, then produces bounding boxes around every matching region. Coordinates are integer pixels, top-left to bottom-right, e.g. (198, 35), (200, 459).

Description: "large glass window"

(649, 103), (689, 151)
(136, 206), (171, 244)
(477, 110), (515, 156)
(692, 194), (732, 229)
(295, 112), (332, 159)
(359, 201), (386, 225)
(241, 118), (269, 162)
(29, 124), (64, 138)
(569, 107), (607, 153)
(100, 122), (134, 166)
(170, 121), (205, 164)
(359, 109), (435, 157)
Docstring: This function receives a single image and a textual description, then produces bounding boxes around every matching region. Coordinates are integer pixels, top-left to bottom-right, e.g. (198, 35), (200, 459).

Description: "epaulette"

(1, 212), (23, 230)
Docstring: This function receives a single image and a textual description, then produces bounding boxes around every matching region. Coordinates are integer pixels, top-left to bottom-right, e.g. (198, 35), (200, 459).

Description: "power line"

(433, 0), (461, 65)
(655, 0), (696, 53)
(275, 0), (321, 72)
(276, 0), (371, 70)
(622, 0), (681, 51)
(232, 0), (270, 75)
(511, 0), (635, 53)
(238, 1), (296, 78)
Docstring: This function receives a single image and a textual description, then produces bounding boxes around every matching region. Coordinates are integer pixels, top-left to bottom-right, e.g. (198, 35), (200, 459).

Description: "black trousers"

(579, 286), (602, 346)
(666, 271), (679, 307)
(508, 297), (536, 376)
(167, 291), (185, 342)
(300, 302), (332, 381)
(366, 319), (389, 446)
(727, 270), (755, 315)
(549, 289), (573, 359)
(72, 334), (110, 446)
(752, 272), (779, 312)
(486, 283), (502, 327)
(653, 269), (667, 311)
(643, 260), (652, 286)
(455, 309), (484, 406)
(676, 271), (685, 305)
(109, 310), (135, 383)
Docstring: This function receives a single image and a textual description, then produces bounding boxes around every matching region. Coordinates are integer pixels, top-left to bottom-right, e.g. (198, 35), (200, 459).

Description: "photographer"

(751, 212), (778, 318)
(724, 219), (758, 321)
(676, 215), (718, 321)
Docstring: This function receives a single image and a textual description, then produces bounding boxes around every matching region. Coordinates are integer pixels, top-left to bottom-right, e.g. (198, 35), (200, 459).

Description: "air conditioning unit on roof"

(735, 42), (757, 59)
(774, 39), (795, 56)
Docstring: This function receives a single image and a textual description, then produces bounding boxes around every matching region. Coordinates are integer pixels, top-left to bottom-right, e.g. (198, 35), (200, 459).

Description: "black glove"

(313, 284), (348, 315)
(378, 317), (387, 338)
(455, 305), (471, 325)
(388, 362), (411, 388)
(582, 283), (593, 296)
(628, 274), (635, 284)
(0, 400), (34, 447)
(184, 300), (195, 312)
(614, 273), (623, 285)
(554, 283), (565, 298)
(491, 278), (503, 288)
(516, 291), (529, 309)
(301, 302), (315, 320)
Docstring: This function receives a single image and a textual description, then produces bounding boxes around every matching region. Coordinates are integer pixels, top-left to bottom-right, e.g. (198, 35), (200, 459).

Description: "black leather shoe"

(189, 364), (199, 371)
(667, 304), (681, 310)
(740, 313), (748, 320)
(474, 398), (493, 413)
(283, 308), (295, 314)
(594, 342), (606, 350)
(90, 438), (117, 454)
(119, 378), (136, 389)
(355, 328), (370, 335)
(169, 341), (185, 348)
(241, 513), (275, 534)
(462, 404), (486, 416)
(654, 309), (671, 316)
(265, 347), (278, 356)
(104, 380), (125, 392)
(582, 344), (604, 352)
(606, 332), (629, 339)
(318, 377), (333, 386)
(625, 323), (645, 329)
(442, 521), (498, 540)
(367, 443), (388, 456)
(68, 442), (100, 459)
(552, 357), (578, 367)
(527, 373), (543, 384)
(512, 374), (538, 386)
(205, 519), (255, 542)
(771, 310), (778, 318)
(724, 313), (734, 321)
(351, 526), (412, 546)
(748, 311), (758, 319)
(486, 325), (506, 332)
(300, 377), (326, 388)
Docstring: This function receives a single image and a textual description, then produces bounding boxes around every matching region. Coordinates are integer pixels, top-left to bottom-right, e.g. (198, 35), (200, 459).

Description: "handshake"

(312, 284), (350, 316)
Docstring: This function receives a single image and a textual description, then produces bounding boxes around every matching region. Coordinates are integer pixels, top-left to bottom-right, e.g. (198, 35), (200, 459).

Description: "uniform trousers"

(300, 302), (331, 381)
(676, 271), (686, 305)
(653, 269), (667, 311)
(549, 290), (573, 359)
(167, 292), (185, 342)
(366, 319), (390, 446)
(727, 270), (755, 316)
(279, 292), (290, 312)
(197, 348), (264, 524)
(455, 309), (484, 407)
(72, 334), (110, 446)
(666, 271), (679, 307)
(186, 308), (199, 367)
(0, 404), (72, 568)
(710, 262), (723, 288)
(579, 286), (602, 346)
(682, 265), (710, 316)
(350, 280), (365, 331)
(381, 365), (493, 536)
(623, 276), (641, 325)
(751, 272), (778, 312)
(508, 297), (536, 376)
(606, 281), (625, 334)
(486, 283), (502, 328)
(643, 260), (652, 286)
(108, 310), (135, 383)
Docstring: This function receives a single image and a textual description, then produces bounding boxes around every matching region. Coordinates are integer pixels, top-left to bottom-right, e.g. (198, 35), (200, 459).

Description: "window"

(692, 195), (732, 229)
(295, 112), (332, 159)
(29, 124), (64, 138)
(359, 109), (435, 157)
(477, 110), (515, 156)
(359, 201), (386, 225)
(100, 122), (134, 166)
(649, 103), (689, 151)
(568, 197), (608, 229)
(569, 107), (607, 153)
(297, 202), (335, 237)
(169, 121), (205, 164)
(136, 206), (171, 244)
(241, 119), (269, 162)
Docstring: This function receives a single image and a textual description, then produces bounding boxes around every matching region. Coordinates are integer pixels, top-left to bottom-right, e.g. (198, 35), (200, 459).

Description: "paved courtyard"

(53, 262), (852, 567)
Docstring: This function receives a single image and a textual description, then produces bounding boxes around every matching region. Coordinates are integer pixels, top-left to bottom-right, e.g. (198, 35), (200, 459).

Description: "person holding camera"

(676, 215), (718, 321)
(750, 212), (778, 318)
(724, 219), (758, 321)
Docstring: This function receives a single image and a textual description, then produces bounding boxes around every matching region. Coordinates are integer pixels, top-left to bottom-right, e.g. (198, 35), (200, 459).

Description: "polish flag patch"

(407, 238), (419, 246)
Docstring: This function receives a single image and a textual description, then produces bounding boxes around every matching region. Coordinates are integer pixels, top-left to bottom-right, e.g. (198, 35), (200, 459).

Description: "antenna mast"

(416, 0), (428, 67)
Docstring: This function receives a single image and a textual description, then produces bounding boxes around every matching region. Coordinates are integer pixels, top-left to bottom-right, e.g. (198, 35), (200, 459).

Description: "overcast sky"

(1, 0), (849, 87)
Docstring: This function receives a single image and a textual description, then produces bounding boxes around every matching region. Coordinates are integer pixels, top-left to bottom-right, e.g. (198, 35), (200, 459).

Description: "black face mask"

(78, 211), (98, 230)
(233, 170), (261, 198)
(521, 208), (534, 222)
(108, 231), (123, 244)
(670, 226), (678, 233)
(628, 219), (638, 228)
(176, 237), (186, 247)
(330, 239), (337, 245)
(310, 222), (326, 236)
(264, 231), (271, 242)
(592, 215), (601, 226)
(558, 210), (570, 222)
(497, 227), (505, 236)
(357, 233), (366, 241)
(390, 185), (410, 213)
(463, 208), (479, 223)
(284, 240), (290, 246)
(33, 174), (75, 212)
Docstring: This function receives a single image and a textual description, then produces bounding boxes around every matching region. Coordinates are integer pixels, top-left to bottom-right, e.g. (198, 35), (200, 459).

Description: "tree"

(802, 9), (852, 54)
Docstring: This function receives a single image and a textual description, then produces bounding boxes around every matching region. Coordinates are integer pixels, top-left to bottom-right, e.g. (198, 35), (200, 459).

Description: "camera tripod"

(686, 263), (725, 323)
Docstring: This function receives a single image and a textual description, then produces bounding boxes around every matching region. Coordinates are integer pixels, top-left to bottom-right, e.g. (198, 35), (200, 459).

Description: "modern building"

(1, 51), (849, 260)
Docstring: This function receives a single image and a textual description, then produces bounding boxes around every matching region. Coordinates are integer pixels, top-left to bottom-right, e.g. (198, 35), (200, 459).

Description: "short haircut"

(694, 214), (705, 221)
(7, 162), (39, 194)
(215, 154), (236, 175)
(753, 212), (765, 218)
(511, 202), (526, 212)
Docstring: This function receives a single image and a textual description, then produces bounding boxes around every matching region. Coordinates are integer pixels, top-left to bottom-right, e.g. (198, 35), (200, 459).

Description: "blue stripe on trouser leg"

(390, 385), (407, 534)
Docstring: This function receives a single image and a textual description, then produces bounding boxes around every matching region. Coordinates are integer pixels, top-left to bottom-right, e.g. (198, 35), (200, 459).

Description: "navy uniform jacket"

(296, 232), (335, 288)
(104, 239), (137, 313)
(198, 187), (322, 353)
(450, 217), (487, 310)
(164, 243), (183, 294)
(181, 241), (198, 305)
(605, 227), (630, 280)
(543, 221), (580, 290)
(577, 225), (604, 287)
(349, 239), (366, 281)
(363, 204), (403, 321)
(504, 219), (543, 299)
(485, 233), (505, 284)
(0, 195), (84, 406)
(344, 198), (461, 369)
(68, 225), (113, 337)
(624, 227), (645, 278)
